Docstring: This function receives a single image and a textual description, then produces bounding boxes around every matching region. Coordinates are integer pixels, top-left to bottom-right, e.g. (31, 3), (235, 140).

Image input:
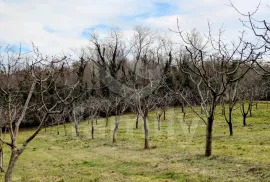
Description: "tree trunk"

(249, 103), (252, 117)
(243, 114), (247, 126)
(143, 115), (150, 149)
(205, 116), (213, 157)
(228, 108), (233, 136)
(5, 149), (19, 182)
(222, 107), (225, 116)
(0, 147), (4, 172)
(63, 124), (67, 136)
(106, 116), (109, 127)
(135, 113), (139, 129)
(157, 115), (161, 130)
(96, 118), (98, 125)
(91, 119), (94, 139)
(228, 121), (233, 136)
(0, 128), (4, 172)
(163, 110), (166, 120)
(181, 105), (184, 113)
(113, 116), (120, 143)
(74, 123), (79, 137)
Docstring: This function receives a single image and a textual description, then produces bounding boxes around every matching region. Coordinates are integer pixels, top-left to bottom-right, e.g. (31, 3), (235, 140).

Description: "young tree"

(112, 95), (129, 143)
(0, 45), (82, 182)
(101, 98), (113, 127)
(85, 97), (101, 139)
(174, 23), (261, 156)
(221, 81), (239, 136)
(134, 93), (157, 149)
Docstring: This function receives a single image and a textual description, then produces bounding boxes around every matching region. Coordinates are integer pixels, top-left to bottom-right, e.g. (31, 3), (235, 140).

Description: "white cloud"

(0, 0), (269, 55)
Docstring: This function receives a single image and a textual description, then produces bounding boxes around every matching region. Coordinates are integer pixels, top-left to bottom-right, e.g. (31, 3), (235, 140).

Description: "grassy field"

(0, 102), (270, 182)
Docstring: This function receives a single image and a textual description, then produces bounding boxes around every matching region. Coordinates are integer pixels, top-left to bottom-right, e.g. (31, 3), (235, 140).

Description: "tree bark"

(5, 149), (19, 182)
(249, 103), (253, 117)
(0, 128), (4, 172)
(205, 116), (213, 157)
(135, 113), (139, 129)
(63, 124), (67, 136)
(163, 110), (166, 120)
(113, 116), (120, 143)
(222, 107), (225, 116)
(91, 119), (94, 139)
(157, 115), (161, 130)
(106, 116), (109, 127)
(243, 114), (247, 126)
(181, 105), (184, 113)
(143, 115), (150, 149)
(0, 147), (4, 172)
(228, 121), (233, 136)
(227, 108), (233, 136)
(74, 123), (79, 137)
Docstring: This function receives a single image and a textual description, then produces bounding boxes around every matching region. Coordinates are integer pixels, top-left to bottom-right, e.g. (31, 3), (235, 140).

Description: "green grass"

(0, 102), (270, 181)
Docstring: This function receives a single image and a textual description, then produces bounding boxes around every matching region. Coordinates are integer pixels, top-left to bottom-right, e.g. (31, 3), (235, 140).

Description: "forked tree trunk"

(241, 103), (249, 127)
(205, 116), (214, 157)
(91, 119), (94, 139)
(143, 114), (150, 149)
(5, 149), (20, 182)
(135, 113), (139, 129)
(113, 116), (120, 143)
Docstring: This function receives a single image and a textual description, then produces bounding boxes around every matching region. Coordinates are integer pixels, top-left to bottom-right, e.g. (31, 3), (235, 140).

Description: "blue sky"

(0, 0), (269, 54)
(123, 2), (177, 20)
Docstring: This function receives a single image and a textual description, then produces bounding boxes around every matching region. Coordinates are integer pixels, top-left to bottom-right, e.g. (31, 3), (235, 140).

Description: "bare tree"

(174, 22), (261, 156)
(112, 95), (129, 143)
(85, 97), (101, 139)
(90, 28), (128, 97)
(0, 44), (82, 182)
(101, 98), (113, 127)
(134, 93), (157, 149)
(229, 1), (270, 74)
(221, 81), (239, 135)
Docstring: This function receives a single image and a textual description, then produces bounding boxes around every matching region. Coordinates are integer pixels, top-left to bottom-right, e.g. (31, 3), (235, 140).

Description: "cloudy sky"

(0, 0), (269, 55)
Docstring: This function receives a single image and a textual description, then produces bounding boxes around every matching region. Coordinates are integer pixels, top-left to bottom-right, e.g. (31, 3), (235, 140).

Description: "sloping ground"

(0, 103), (270, 181)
